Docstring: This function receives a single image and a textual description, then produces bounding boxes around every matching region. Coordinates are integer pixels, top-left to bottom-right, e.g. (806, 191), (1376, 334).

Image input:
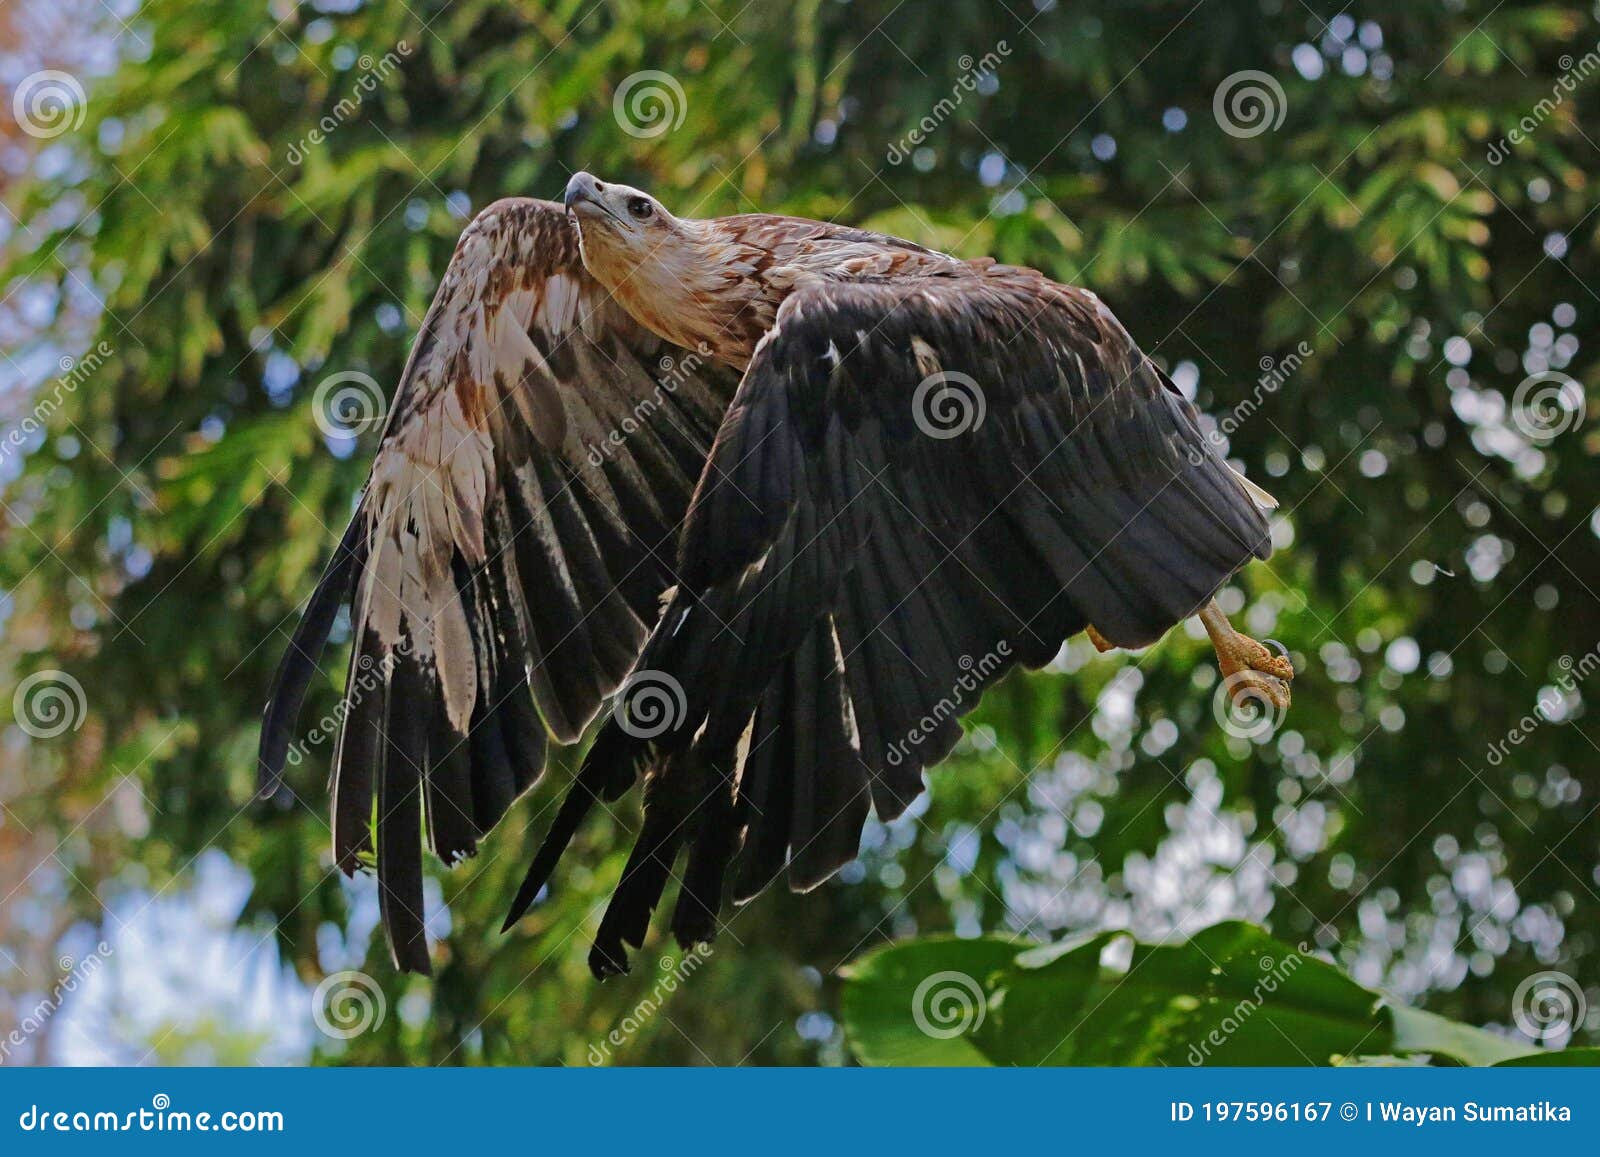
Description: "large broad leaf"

(1389, 1006), (1531, 1066)
(837, 937), (1022, 1066)
(841, 922), (1591, 1067)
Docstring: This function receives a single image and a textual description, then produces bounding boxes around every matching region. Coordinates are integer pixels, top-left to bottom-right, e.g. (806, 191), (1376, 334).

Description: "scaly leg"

(1198, 599), (1293, 712)
(1085, 624), (1117, 653)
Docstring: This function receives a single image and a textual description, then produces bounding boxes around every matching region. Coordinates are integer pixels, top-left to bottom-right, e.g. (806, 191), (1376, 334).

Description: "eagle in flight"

(260, 173), (1294, 977)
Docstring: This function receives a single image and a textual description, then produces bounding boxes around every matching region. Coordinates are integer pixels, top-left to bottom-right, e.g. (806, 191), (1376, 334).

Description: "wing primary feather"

(730, 664), (797, 904)
(424, 700), (478, 866)
(669, 750), (738, 949)
(331, 628), (384, 873)
(500, 723), (640, 931)
(588, 764), (696, 978)
(378, 659), (432, 974)
(467, 695), (518, 831)
(786, 621), (870, 891)
(257, 516), (364, 796)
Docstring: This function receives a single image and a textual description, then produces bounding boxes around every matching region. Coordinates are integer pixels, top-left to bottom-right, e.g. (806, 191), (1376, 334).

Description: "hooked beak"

(563, 172), (624, 225)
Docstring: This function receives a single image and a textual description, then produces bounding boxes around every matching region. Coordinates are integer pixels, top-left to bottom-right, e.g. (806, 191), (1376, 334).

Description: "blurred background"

(2, 0), (1598, 1065)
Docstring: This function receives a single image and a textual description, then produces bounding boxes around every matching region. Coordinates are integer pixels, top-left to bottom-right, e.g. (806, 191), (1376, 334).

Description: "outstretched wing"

(258, 198), (739, 973)
(509, 265), (1274, 975)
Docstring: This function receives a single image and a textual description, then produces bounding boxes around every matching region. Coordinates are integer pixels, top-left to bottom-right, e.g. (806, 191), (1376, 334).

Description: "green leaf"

(841, 923), (1558, 1067)
(839, 936), (1018, 1066)
(1389, 1005), (1534, 1067)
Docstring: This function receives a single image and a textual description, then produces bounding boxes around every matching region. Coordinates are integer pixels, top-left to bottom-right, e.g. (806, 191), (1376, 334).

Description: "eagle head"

(562, 172), (761, 365)
(563, 171), (689, 298)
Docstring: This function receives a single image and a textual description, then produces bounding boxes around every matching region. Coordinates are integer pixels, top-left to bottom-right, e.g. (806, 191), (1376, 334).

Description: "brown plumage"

(260, 172), (1291, 977)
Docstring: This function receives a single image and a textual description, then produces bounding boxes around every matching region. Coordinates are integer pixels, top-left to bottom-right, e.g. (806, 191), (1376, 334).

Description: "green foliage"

(840, 923), (1585, 1067)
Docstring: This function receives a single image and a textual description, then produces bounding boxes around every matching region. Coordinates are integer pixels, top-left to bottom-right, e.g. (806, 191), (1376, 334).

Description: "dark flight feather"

(258, 199), (738, 972)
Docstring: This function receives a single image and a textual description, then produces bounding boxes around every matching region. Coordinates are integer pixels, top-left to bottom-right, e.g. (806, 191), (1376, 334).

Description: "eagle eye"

(626, 197), (654, 221)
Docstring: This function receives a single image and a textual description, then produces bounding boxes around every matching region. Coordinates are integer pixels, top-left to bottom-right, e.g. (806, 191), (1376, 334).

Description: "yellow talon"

(1085, 625), (1117, 653)
(1199, 600), (1294, 714)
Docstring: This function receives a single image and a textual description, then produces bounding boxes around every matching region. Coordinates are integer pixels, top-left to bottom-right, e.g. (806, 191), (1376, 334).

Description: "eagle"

(259, 172), (1294, 977)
